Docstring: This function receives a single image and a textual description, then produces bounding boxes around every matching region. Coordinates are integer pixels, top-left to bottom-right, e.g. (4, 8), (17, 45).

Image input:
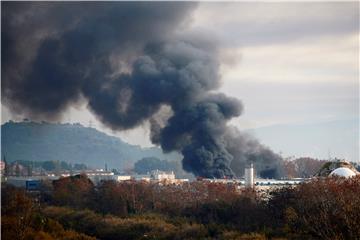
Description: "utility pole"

(3, 154), (9, 177)
(27, 161), (33, 176)
(15, 161), (21, 177)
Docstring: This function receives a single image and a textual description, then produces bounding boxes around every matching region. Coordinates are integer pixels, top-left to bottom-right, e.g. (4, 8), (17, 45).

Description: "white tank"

(245, 164), (254, 188)
(330, 167), (356, 178)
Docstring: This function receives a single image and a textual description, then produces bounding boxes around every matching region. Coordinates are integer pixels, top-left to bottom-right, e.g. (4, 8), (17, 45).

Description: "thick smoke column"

(2, 2), (282, 178)
(225, 127), (284, 178)
(2, 2), (196, 119)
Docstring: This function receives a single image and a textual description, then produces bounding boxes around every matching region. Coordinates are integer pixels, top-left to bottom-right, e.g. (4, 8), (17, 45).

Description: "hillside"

(1, 121), (181, 169)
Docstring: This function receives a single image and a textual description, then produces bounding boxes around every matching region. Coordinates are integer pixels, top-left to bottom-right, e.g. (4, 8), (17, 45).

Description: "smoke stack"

(244, 163), (254, 188)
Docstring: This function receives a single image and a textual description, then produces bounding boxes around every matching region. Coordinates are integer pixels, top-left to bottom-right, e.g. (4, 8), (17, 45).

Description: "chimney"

(245, 163), (254, 188)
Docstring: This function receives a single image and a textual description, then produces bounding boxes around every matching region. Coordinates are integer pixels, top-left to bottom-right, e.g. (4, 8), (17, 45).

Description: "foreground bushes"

(43, 206), (270, 240)
(1, 186), (95, 240)
(270, 176), (360, 239)
(2, 175), (360, 239)
(44, 206), (209, 240)
(183, 191), (269, 233)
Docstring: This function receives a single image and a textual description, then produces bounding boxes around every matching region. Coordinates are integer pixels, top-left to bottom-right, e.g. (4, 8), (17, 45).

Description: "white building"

(133, 174), (151, 182)
(329, 167), (357, 178)
(244, 164), (254, 188)
(150, 170), (175, 181)
(78, 170), (114, 184)
(113, 175), (132, 181)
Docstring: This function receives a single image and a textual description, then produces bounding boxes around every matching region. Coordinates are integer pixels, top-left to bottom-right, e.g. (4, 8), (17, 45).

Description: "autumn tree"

(1, 186), (36, 240)
(294, 157), (326, 178)
(282, 160), (297, 178)
(94, 180), (128, 216)
(269, 176), (360, 239)
(52, 174), (94, 208)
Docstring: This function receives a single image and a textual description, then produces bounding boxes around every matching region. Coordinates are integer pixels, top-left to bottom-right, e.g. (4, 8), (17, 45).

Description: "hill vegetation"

(1, 121), (181, 169)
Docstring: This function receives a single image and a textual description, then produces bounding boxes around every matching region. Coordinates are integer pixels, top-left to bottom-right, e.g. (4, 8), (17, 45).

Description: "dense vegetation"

(6, 159), (88, 172)
(1, 121), (181, 168)
(281, 157), (327, 178)
(2, 175), (360, 240)
(134, 157), (179, 174)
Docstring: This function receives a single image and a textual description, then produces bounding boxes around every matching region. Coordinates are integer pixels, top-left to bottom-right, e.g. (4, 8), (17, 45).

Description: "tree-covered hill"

(1, 121), (180, 169)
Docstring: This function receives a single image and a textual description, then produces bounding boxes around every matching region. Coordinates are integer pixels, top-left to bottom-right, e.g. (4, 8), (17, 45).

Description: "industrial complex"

(2, 159), (358, 193)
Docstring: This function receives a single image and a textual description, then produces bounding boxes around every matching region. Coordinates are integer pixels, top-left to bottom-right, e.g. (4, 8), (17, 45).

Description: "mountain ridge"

(1, 121), (181, 169)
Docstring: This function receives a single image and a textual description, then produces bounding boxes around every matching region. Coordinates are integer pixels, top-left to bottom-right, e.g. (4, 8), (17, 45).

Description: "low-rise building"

(113, 175), (132, 181)
(132, 174), (151, 182)
(150, 170), (175, 181)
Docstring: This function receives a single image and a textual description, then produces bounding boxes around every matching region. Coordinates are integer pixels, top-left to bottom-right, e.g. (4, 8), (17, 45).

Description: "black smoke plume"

(2, 2), (283, 178)
(225, 127), (284, 178)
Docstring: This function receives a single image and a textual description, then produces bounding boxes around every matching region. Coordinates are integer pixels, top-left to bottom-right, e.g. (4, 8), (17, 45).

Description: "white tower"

(245, 163), (254, 188)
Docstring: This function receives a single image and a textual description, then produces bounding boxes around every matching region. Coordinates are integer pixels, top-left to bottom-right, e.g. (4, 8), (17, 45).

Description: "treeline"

(10, 160), (88, 171)
(281, 157), (328, 178)
(134, 157), (179, 174)
(2, 175), (360, 239)
(3, 159), (89, 177)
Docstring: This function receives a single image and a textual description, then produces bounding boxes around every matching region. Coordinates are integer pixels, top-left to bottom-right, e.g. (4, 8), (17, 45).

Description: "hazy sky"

(2, 2), (359, 154)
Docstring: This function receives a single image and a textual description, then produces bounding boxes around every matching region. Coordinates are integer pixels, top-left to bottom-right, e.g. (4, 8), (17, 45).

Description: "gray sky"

(2, 2), (359, 158)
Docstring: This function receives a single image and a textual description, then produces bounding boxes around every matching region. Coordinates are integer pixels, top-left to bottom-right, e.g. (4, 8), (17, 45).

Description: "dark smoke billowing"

(226, 127), (284, 178)
(2, 2), (283, 178)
